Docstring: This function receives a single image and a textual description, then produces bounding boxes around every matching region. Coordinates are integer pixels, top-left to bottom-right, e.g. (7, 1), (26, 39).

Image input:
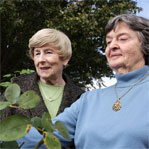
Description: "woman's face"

(33, 43), (69, 83)
(105, 22), (145, 74)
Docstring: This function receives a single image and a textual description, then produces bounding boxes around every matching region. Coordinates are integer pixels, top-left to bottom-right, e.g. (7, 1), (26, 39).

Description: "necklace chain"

(113, 73), (149, 111)
(40, 82), (64, 102)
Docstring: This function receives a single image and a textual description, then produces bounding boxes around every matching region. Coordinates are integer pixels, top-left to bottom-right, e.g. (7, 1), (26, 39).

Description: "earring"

(63, 64), (69, 69)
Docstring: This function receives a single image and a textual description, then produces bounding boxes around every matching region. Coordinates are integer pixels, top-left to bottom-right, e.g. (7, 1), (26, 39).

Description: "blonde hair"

(29, 28), (72, 60)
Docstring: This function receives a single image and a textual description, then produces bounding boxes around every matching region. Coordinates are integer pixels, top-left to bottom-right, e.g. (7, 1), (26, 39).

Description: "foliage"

(0, 84), (70, 148)
(0, 141), (19, 148)
(0, 114), (31, 141)
(0, 69), (35, 94)
(1, 0), (142, 87)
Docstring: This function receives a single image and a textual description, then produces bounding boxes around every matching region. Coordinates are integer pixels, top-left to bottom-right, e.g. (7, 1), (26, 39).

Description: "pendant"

(113, 99), (121, 111)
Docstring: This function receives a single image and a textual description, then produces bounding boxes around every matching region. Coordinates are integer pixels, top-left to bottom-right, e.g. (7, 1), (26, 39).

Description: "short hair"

(29, 28), (72, 60)
(105, 14), (149, 65)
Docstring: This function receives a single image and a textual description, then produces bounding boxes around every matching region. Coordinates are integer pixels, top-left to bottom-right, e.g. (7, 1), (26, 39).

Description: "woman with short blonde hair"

(29, 28), (72, 60)
(1, 28), (84, 123)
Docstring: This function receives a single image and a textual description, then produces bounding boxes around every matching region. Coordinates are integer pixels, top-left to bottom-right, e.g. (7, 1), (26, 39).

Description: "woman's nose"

(39, 54), (46, 63)
(109, 40), (119, 50)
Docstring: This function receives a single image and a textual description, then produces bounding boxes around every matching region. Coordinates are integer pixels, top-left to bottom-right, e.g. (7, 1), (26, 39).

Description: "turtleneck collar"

(115, 65), (149, 87)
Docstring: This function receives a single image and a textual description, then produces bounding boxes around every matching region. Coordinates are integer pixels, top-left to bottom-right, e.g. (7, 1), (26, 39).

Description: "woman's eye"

(34, 52), (40, 56)
(119, 36), (128, 41)
(46, 51), (53, 54)
(106, 41), (111, 45)
(120, 38), (127, 40)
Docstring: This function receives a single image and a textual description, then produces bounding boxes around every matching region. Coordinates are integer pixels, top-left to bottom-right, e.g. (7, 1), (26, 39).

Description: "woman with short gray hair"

(17, 14), (149, 148)
(105, 14), (149, 65)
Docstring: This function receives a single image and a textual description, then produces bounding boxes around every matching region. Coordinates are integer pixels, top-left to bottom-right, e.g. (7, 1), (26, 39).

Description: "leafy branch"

(0, 84), (70, 148)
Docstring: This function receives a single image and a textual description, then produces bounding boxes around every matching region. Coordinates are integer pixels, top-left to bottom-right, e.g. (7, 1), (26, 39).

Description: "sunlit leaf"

(17, 90), (40, 109)
(3, 74), (12, 78)
(0, 114), (31, 141)
(21, 69), (35, 74)
(55, 121), (71, 140)
(43, 132), (61, 149)
(4, 83), (20, 104)
(0, 82), (12, 87)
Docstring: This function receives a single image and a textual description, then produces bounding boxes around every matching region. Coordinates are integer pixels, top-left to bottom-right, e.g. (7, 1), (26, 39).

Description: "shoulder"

(12, 72), (37, 82)
(81, 85), (114, 101)
(12, 72), (39, 91)
(61, 73), (84, 108)
(63, 73), (84, 95)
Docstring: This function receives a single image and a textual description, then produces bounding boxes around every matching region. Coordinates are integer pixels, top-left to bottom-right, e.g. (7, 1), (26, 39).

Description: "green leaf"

(41, 112), (54, 133)
(43, 132), (61, 149)
(3, 74), (12, 78)
(0, 114), (31, 141)
(18, 69), (35, 75)
(4, 83), (21, 104)
(0, 82), (12, 87)
(14, 70), (20, 73)
(31, 116), (42, 129)
(0, 141), (19, 148)
(55, 121), (71, 140)
(17, 90), (40, 109)
(31, 117), (43, 135)
(0, 101), (10, 110)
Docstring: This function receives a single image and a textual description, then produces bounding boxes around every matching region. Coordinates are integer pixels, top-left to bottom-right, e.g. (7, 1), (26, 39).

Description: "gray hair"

(29, 28), (72, 60)
(105, 14), (149, 65)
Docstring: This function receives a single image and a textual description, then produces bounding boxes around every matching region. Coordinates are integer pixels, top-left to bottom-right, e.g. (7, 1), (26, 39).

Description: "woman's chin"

(39, 75), (51, 81)
(110, 63), (125, 71)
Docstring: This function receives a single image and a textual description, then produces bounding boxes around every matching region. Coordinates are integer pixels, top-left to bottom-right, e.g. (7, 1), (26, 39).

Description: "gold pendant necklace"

(113, 73), (149, 112)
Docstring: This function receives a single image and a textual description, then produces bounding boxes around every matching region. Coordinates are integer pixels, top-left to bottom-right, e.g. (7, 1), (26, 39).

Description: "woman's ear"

(63, 55), (71, 68)
(64, 55), (71, 64)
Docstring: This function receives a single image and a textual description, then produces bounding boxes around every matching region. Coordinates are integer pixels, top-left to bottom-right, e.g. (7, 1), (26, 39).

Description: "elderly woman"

(16, 14), (149, 148)
(1, 28), (84, 120)
(53, 14), (149, 148)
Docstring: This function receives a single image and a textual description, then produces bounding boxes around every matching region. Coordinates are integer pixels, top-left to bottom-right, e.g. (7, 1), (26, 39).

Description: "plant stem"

(34, 139), (44, 149)
(19, 142), (25, 148)
(9, 105), (19, 109)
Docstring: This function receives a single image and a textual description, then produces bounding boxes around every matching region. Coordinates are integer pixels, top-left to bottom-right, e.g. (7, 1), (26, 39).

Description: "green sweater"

(38, 81), (64, 118)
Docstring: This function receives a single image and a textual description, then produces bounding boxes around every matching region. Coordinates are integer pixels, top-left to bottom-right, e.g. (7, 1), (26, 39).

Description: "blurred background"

(1, 0), (148, 90)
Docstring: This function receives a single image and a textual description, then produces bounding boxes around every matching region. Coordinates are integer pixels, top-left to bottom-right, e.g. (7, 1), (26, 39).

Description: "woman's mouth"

(111, 54), (122, 59)
(40, 67), (50, 70)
